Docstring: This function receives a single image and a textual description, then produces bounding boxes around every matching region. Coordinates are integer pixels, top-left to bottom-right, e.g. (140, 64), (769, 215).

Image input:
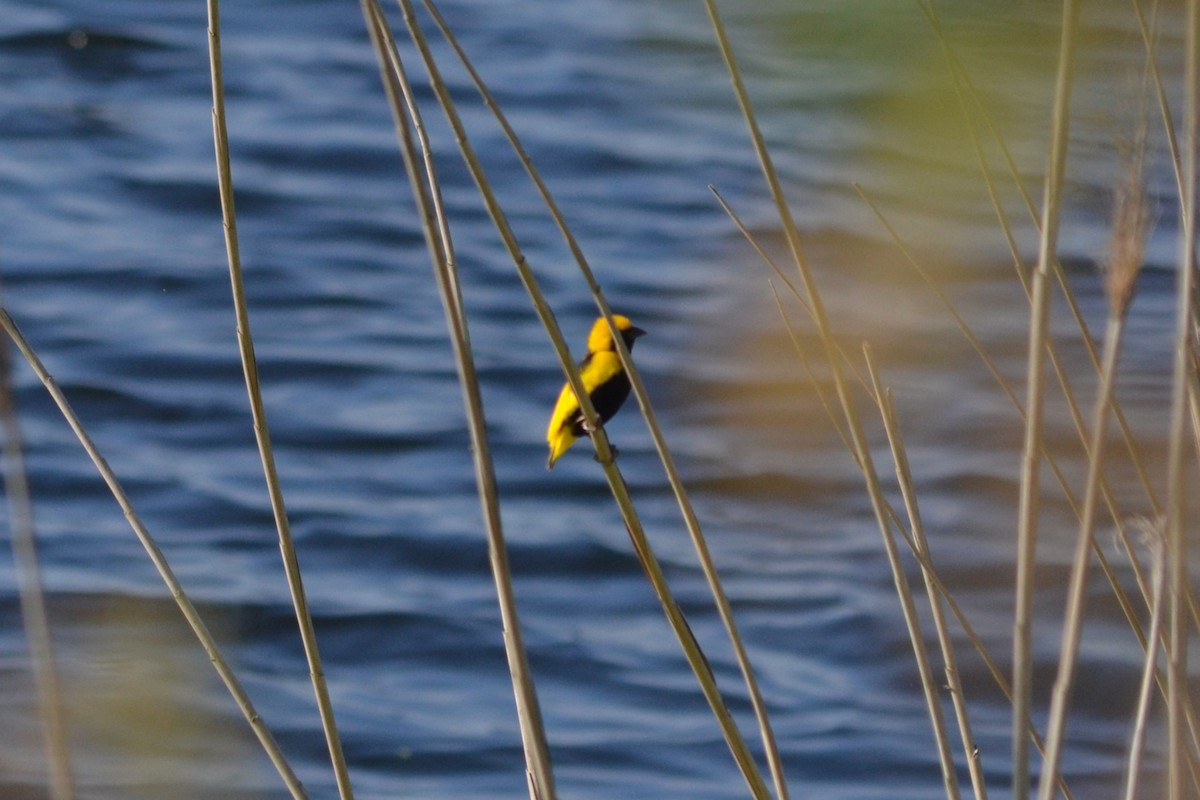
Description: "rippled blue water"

(0, 1), (1190, 798)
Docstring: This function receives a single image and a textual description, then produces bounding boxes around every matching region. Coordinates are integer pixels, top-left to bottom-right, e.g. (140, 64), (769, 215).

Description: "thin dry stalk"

(1035, 311), (1131, 800)
(0, 308), (309, 800)
(700, 0), (898, 721)
(1123, 520), (1168, 800)
(921, 1), (1166, 530)
(1165, 2), (1199, 795)
(413, 6), (790, 795)
(0, 313), (75, 800)
(863, 351), (967, 800)
(767, 284), (853, 452)
(776, 264), (1082, 795)
(705, 2), (965, 797)
(1011, 4), (1083, 796)
(1131, 0), (1187, 213)
(205, 4), (353, 797)
(1189, 360), (1200, 485)
(384, 3), (771, 795)
(724, 177), (1072, 797)
(359, 4), (556, 797)
(856, 186), (1113, 526)
(873, 383), (988, 800)
(857, 179), (1200, 779)
(711, 184), (886, 408)
(855, 181), (1161, 652)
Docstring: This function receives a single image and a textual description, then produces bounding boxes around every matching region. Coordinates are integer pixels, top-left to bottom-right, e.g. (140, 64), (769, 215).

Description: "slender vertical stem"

(878, 391), (988, 800)
(865, 353), (964, 800)
(412, 10), (790, 792)
(705, 3), (939, 794)
(1122, 526), (1166, 800)
(205, 4), (354, 798)
(384, 4), (772, 796)
(359, 4), (556, 797)
(707, 2), (954, 796)
(0, 308), (75, 800)
(1035, 315), (1125, 800)
(383, 4), (771, 795)
(1166, 2), (1198, 796)
(729, 171), (1079, 798)
(923, 0), (1165, 532)
(0, 308), (309, 800)
(1011, 3), (1083, 797)
(1131, 0), (1186, 214)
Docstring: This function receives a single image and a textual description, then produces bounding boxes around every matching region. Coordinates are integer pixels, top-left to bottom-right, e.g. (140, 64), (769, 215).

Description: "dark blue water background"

(0, 1), (1191, 798)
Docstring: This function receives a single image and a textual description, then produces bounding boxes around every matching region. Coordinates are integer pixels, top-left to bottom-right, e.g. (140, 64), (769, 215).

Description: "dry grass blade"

(856, 185), (1157, 635)
(706, 3), (1059, 797)
(205, 3), (354, 797)
(767, 283), (852, 452)
(1010, 4), (1083, 795)
(413, 7), (790, 794)
(711, 183), (883, 401)
(704, 0), (935, 582)
(855, 183), (1200, 786)
(1123, 520), (1168, 800)
(0, 308), (309, 800)
(707, 3), (998, 794)
(1131, 0), (1187, 213)
(382, 2), (772, 795)
(700, 13), (910, 751)
(862, 349), (963, 800)
(921, 0), (1166, 525)
(1038, 130), (1154, 800)
(0, 307), (75, 800)
(871, 381), (988, 800)
(770, 265), (1077, 795)
(859, 165), (1200, 773)
(358, 3), (556, 797)
(1035, 310), (1131, 800)
(1165, 2), (1199, 795)
(721, 102), (1078, 800)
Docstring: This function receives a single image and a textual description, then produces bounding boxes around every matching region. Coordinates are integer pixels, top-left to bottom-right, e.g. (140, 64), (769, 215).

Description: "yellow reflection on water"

(53, 596), (268, 799)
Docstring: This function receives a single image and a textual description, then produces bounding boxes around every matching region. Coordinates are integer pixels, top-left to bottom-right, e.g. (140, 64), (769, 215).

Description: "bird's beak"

(629, 326), (647, 339)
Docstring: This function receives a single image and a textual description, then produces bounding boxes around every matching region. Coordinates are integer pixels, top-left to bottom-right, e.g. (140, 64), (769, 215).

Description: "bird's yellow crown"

(586, 314), (636, 353)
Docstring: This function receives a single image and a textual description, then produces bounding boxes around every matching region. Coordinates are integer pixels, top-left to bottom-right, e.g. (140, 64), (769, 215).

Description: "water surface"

(0, 1), (1189, 798)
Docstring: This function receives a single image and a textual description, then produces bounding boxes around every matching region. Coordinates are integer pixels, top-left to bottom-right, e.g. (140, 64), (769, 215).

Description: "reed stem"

(359, 4), (556, 796)
(1122, 523), (1167, 800)
(921, 0), (1166, 534)
(379, 3), (770, 795)
(413, 8), (790, 793)
(1035, 314), (1127, 800)
(1165, 2), (1199, 795)
(0, 308), (309, 800)
(205, 4), (354, 797)
(0, 305), (75, 800)
(724, 177), (1081, 799)
(1011, 3), (1082, 796)
(864, 351), (965, 800)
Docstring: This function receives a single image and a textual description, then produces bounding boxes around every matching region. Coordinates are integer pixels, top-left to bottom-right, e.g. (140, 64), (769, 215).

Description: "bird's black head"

(621, 324), (647, 350)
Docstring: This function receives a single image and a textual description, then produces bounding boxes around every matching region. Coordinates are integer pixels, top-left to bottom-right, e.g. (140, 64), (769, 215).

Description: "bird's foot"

(593, 445), (620, 464)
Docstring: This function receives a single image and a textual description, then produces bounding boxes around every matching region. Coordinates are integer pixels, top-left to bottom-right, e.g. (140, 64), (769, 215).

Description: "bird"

(546, 314), (646, 469)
